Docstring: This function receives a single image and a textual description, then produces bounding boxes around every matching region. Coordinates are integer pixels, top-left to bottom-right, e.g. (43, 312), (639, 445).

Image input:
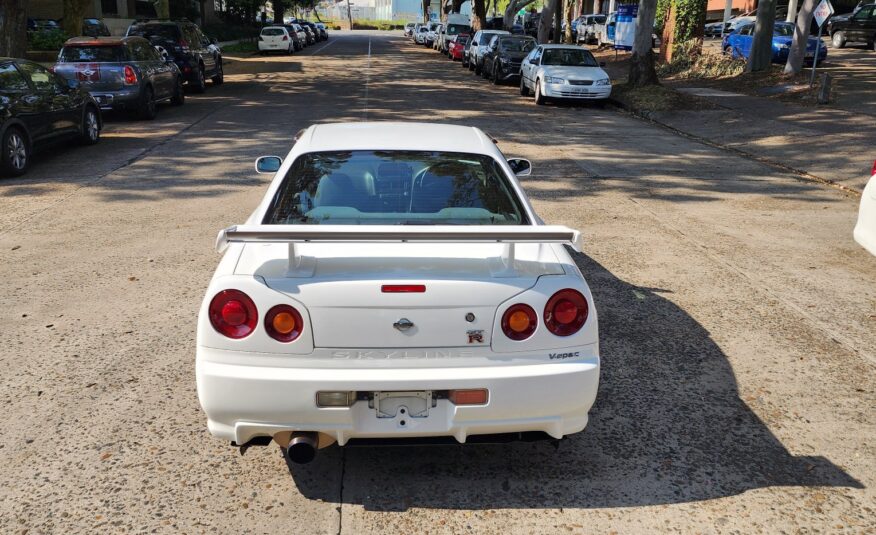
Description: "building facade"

(27, 0), (218, 36)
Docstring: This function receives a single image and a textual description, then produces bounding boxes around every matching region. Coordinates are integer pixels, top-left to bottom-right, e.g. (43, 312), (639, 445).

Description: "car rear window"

(127, 24), (180, 42)
(59, 45), (126, 63)
(263, 150), (528, 225)
(262, 28), (286, 36)
(500, 38), (536, 52)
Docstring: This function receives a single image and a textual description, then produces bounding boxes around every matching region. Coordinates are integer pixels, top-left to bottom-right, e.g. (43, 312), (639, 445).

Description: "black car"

(126, 20), (223, 93)
(828, 3), (876, 49)
(0, 58), (101, 176)
(82, 18), (111, 37)
(298, 22), (322, 43)
(281, 24), (305, 51)
(481, 35), (537, 85)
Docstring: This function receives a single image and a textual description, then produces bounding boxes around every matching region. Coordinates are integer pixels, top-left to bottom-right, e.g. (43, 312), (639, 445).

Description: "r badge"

(467, 330), (484, 344)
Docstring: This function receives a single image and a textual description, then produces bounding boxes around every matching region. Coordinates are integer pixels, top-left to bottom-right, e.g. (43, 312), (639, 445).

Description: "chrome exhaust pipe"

(285, 432), (319, 464)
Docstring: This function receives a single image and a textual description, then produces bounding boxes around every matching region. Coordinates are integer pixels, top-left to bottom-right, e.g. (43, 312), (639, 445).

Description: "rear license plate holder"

(371, 391), (434, 418)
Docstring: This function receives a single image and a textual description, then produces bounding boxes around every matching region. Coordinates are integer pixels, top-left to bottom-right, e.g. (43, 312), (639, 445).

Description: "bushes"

(28, 29), (69, 51)
(657, 39), (745, 79)
(351, 19), (405, 30)
(202, 23), (259, 42)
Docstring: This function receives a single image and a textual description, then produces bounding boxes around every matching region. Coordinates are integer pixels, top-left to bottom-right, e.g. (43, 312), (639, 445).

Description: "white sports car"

(196, 122), (600, 464)
(520, 44), (612, 104)
(854, 169), (876, 257)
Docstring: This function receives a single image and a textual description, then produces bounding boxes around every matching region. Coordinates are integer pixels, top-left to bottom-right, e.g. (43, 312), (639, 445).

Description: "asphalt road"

(1, 31), (874, 534)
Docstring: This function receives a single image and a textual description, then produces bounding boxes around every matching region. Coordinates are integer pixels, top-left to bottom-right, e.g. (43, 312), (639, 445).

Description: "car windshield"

(263, 150), (528, 225)
(59, 45), (126, 62)
(262, 28), (285, 36)
(592, 15), (607, 23)
(542, 48), (599, 66)
(128, 24), (179, 42)
(773, 23), (794, 36)
(500, 38), (535, 52)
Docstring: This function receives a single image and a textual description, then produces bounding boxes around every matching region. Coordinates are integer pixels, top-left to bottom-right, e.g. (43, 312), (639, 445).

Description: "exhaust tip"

(285, 432), (319, 464)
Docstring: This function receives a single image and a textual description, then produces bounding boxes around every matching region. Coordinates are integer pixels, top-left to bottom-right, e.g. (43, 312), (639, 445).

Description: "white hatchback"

(854, 168), (876, 257)
(195, 122), (600, 464)
(520, 44), (612, 104)
(258, 26), (293, 55)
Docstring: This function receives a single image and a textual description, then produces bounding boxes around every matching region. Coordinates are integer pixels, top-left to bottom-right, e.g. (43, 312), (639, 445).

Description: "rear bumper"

(88, 87), (140, 110)
(196, 344), (599, 446)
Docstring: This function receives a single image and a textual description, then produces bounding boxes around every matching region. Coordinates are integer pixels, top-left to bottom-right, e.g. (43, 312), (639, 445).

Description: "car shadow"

(283, 250), (861, 511)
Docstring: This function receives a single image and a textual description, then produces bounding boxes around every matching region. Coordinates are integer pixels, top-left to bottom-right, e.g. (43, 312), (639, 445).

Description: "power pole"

(346, 0), (353, 28)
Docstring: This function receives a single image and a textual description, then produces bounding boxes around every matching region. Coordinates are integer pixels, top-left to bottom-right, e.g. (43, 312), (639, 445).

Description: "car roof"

(538, 44), (591, 49)
(301, 123), (496, 154)
(63, 36), (131, 46)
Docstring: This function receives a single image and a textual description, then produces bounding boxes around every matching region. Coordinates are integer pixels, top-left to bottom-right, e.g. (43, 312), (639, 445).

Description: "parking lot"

(1, 31), (875, 533)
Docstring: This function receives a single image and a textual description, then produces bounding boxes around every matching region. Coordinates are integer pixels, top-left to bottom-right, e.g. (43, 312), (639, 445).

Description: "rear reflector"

(449, 389), (488, 405)
(381, 284), (426, 293)
(316, 391), (355, 407)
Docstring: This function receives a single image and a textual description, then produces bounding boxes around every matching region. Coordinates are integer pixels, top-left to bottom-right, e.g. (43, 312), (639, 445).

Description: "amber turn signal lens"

(501, 303), (537, 341)
(508, 310), (531, 332)
(272, 311), (296, 334)
(264, 305), (303, 343)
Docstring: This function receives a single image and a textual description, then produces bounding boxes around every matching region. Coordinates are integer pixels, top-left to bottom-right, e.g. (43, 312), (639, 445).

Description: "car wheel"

(192, 65), (207, 93)
(138, 85), (158, 120)
(520, 76), (530, 96)
(492, 65), (501, 85)
(171, 76), (185, 106)
(475, 61), (482, 75)
(831, 31), (846, 48)
(723, 45), (733, 56)
(80, 106), (100, 145)
(534, 79), (546, 105)
(1, 127), (29, 177)
(211, 60), (224, 85)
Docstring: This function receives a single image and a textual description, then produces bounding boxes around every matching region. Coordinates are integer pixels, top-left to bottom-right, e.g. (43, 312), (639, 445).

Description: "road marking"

(310, 38), (337, 55)
(364, 37), (372, 120)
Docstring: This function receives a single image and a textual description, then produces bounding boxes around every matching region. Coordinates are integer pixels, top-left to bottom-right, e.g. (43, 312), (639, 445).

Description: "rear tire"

(211, 60), (224, 85)
(492, 65), (501, 85)
(832, 31), (846, 48)
(80, 106), (100, 145)
(1, 126), (29, 177)
(171, 76), (185, 106)
(475, 60), (482, 75)
(520, 76), (530, 96)
(138, 85), (158, 120)
(192, 65), (207, 93)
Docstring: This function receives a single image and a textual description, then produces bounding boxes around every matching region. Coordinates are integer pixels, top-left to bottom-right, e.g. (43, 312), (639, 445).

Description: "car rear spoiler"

(216, 224), (583, 253)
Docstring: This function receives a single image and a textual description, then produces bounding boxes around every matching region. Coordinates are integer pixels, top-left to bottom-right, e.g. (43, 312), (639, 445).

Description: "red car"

(449, 33), (470, 61)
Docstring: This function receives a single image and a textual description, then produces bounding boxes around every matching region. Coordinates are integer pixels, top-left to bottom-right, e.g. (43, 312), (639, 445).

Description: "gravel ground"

(0, 31), (874, 534)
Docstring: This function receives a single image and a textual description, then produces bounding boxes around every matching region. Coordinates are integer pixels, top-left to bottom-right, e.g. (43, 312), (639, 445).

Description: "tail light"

(178, 38), (190, 53)
(871, 159), (876, 176)
(501, 303), (537, 340)
(209, 290), (257, 339)
(544, 289), (588, 336)
(282, 35), (288, 41)
(123, 65), (137, 85)
(264, 304), (303, 343)
(382, 284), (426, 293)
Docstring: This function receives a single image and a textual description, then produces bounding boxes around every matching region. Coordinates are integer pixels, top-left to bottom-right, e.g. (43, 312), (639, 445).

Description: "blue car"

(722, 22), (827, 64)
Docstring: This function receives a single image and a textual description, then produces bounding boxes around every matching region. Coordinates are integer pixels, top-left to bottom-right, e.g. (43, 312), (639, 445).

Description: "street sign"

(813, 0), (834, 28)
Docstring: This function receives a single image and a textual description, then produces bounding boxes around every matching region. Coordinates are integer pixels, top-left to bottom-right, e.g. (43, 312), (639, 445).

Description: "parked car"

(425, 22), (442, 47)
(54, 36), (184, 120)
(126, 20), (223, 93)
(828, 3), (876, 49)
(404, 22), (416, 37)
(27, 18), (60, 32)
(299, 22), (322, 43)
(461, 33), (476, 66)
(0, 58), (101, 176)
(723, 22), (827, 63)
(82, 18), (111, 37)
(432, 24), (445, 50)
(481, 35), (537, 85)
(196, 122), (599, 464)
(467, 29), (511, 74)
(314, 22), (329, 40)
(259, 26), (295, 55)
(440, 14), (471, 52)
(299, 23), (317, 45)
(415, 24), (429, 44)
(576, 14), (607, 44)
(520, 45), (611, 105)
(704, 20), (725, 38)
(855, 164), (876, 256)
(281, 24), (306, 51)
(448, 33), (470, 60)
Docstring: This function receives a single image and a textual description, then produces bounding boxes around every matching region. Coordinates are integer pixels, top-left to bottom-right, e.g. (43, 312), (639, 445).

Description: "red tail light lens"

(282, 35), (288, 41)
(501, 303), (537, 340)
(871, 159), (876, 176)
(544, 289), (588, 336)
(264, 304), (303, 343)
(123, 65), (137, 85)
(209, 290), (257, 339)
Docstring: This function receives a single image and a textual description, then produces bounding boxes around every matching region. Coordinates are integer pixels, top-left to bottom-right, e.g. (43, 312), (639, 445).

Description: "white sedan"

(196, 122), (600, 464)
(520, 44), (612, 104)
(854, 168), (876, 257)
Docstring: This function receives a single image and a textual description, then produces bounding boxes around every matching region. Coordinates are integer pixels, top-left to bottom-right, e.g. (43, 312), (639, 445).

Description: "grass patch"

(221, 41), (258, 53)
(611, 83), (711, 113)
(657, 40), (746, 79)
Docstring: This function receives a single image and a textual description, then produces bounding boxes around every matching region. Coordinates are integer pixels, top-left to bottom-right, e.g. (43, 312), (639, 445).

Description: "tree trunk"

(0, 0), (27, 58)
(564, 0), (574, 42)
(747, 0), (777, 72)
(504, 0), (537, 29)
(629, 0), (660, 86)
(553, 0), (563, 42)
(472, 0), (487, 30)
(62, 0), (91, 37)
(423, 0), (430, 22)
(156, 0), (170, 19)
(274, 0), (286, 24)
(783, 0), (816, 74)
(452, 0), (464, 13)
(538, 0), (557, 42)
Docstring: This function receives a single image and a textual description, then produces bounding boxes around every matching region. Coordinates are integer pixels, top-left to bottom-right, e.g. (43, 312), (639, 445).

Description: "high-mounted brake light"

(209, 289), (257, 339)
(382, 284), (426, 293)
(544, 289), (588, 336)
(501, 303), (537, 340)
(123, 65), (137, 85)
(264, 304), (303, 342)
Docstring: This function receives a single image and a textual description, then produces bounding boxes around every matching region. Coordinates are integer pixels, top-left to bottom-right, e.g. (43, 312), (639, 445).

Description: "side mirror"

(507, 158), (532, 177)
(599, 61), (606, 67)
(255, 155), (282, 174)
(210, 37), (219, 45)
